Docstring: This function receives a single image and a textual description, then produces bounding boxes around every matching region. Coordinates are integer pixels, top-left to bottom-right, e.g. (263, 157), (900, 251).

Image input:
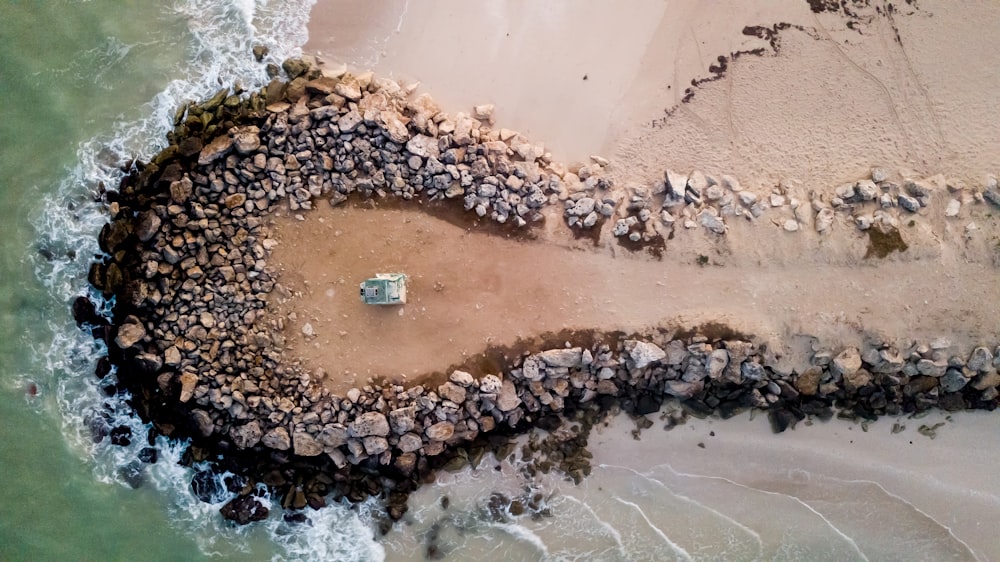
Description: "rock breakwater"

(76, 56), (1000, 527)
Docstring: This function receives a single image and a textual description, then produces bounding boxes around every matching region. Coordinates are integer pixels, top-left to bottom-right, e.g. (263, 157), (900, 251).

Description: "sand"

(289, 0), (1000, 558)
(291, 0), (1000, 393)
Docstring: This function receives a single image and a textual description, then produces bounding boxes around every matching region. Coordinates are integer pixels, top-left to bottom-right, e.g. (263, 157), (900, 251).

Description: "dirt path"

(267, 204), (1000, 394)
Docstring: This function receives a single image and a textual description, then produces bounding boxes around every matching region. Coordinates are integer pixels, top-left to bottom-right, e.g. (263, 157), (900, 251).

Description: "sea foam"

(30, 1), (385, 559)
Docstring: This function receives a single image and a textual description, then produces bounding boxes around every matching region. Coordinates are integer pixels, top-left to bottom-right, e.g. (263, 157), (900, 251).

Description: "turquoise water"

(0, 2), (372, 559)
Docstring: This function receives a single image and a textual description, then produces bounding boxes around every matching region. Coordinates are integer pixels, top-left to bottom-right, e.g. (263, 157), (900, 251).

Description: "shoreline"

(75, 51), (1000, 530)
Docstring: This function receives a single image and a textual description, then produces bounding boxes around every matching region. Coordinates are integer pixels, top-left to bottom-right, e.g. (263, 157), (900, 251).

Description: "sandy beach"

(286, 0), (1000, 391)
(291, 0), (1000, 558)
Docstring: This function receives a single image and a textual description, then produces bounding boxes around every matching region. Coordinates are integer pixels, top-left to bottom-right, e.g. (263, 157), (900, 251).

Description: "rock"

(378, 109), (410, 144)
(984, 188), (1000, 209)
(945, 199), (961, 217)
(815, 207), (834, 233)
(425, 421), (455, 441)
(389, 406), (417, 434)
(898, 195), (920, 213)
(968, 347), (994, 372)
(831, 347), (862, 378)
(438, 381), (466, 404)
(665, 170), (688, 197)
(363, 436), (389, 455)
(293, 431), (323, 456)
(698, 209), (726, 234)
(333, 78), (362, 101)
(782, 219), (799, 232)
(135, 211), (161, 242)
(220, 495), (269, 525)
(232, 126), (261, 155)
(449, 370), (475, 387)
(972, 370), (1000, 391)
(871, 167), (889, 183)
(795, 367), (822, 396)
(164, 346), (181, 367)
(349, 411), (390, 437)
(225, 193), (246, 209)
(115, 320), (146, 349)
(406, 134), (440, 159)
(190, 409), (214, 437)
(229, 421), (262, 449)
(843, 368), (871, 391)
(855, 180), (878, 201)
(472, 103), (495, 121)
(301, 323), (314, 337)
(178, 372), (198, 403)
(262, 427), (291, 450)
(625, 340), (666, 369)
(706, 349), (729, 379)
(281, 57), (309, 79)
(536, 348), (582, 368)
(497, 380), (522, 412)
(397, 433), (423, 453)
(480, 374), (502, 394)
(664, 379), (703, 399)
(939, 369), (968, 393)
(317, 425), (348, 448)
(197, 134), (234, 165)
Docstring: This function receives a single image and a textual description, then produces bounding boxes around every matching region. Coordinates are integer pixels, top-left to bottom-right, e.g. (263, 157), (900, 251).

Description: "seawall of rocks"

(75, 56), (1000, 526)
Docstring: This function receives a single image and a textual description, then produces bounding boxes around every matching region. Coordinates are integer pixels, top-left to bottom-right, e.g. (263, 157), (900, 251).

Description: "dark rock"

(768, 408), (799, 433)
(110, 425), (132, 446)
(138, 447), (159, 464)
(191, 470), (225, 503)
(220, 495), (269, 525)
(633, 394), (662, 415)
(536, 415), (562, 432)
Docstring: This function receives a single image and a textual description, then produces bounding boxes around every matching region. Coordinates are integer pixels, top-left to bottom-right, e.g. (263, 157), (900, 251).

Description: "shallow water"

(2, 2), (999, 561)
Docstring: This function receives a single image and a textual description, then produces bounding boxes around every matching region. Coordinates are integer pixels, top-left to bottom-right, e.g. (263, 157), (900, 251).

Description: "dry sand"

(291, 1), (1000, 558)
(275, 0), (1000, 391)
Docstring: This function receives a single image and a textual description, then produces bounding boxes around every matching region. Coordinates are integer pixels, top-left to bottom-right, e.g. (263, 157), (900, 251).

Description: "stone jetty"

(75, 56), (1000, 526)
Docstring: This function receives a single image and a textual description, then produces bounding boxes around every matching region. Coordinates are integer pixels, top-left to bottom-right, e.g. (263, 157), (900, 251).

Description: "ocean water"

(2, 1), (998, 561)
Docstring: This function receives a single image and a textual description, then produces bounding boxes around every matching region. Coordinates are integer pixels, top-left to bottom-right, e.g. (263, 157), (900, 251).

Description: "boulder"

(438, 381), (466, 404)
(349, 411), (390, 437)
(292, 431), (323, 456)
(706, 349), (729, 379)
(190, 409), (214, 437)
(317, 424), (348, 448)
(664, 379), (703, 399)
(536, 348), (583, 368)
(232, 126), (260, 155)
(496, 380), (522, 412)
(625, 340), (666, 369)
(261, 427), (291, 450)
(220, 495), (269, 525)
(397, 433), (423, 453)
(115, 319), (146, 349)
(940, 369), (969, 393)
(362, 436), (389, 455)
(831, 347), (862, 378)
(425, 421), (455, 441)
(406, 134), (440, 159)
(178, 372), (198, 403)
(388, 406), (417, 434)
(698, 209), (726, 235)
(197, 134), (234, 165)
(135, 211), (161, 242)
(843, 368), (872, 391)
(479, 374), (502, 394)
(968, 347), (994, 372)
(795, 366), (822, 396)
(229, 421), (262, 449)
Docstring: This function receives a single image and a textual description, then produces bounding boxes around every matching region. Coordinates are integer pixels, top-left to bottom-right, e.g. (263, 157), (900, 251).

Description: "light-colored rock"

(349, 411), (390, 437)
(363, 436), (389, 455)
(968, 347), (994, 372)
(831, 347), (862, 378)
(317, 424), (348, 448)
(232, 126), (261, 155)
(333, 78), (362, 100)
(664, 379), (703, 399)
(536, 348), (583, 368)
(398, 433), (423, 453)
(178, 372), (198, 403)
(197, 134), (234, 165)
(795, 367), (822, 396)
(425, 421), (455, 441)
(293, 431), (323, 456)
(230, 421), (262, 449)
(115, 321), (146, 349)
(945, 199), (961, 217)
(389, 406), (417, 434)
(782, 219), (799, 232)
(438, 381), (467, 404)
(261, 427), (291, 450)
(665, 170), (688, 197)
(625, 340), (666, 369)
(706, 349), (729, 379)
(815, 207), (834, 233)
(449, 370), (475, 387)
(472, 103), (495, 121)
(479, 374), (502, 394)
(406, 134), (440, 159)
(698, 209), (726, 235)
(497, 379), (521, 412)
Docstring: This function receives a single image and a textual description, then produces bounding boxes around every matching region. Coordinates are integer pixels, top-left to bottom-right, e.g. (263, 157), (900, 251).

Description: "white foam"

(23, 1), (392, 560)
